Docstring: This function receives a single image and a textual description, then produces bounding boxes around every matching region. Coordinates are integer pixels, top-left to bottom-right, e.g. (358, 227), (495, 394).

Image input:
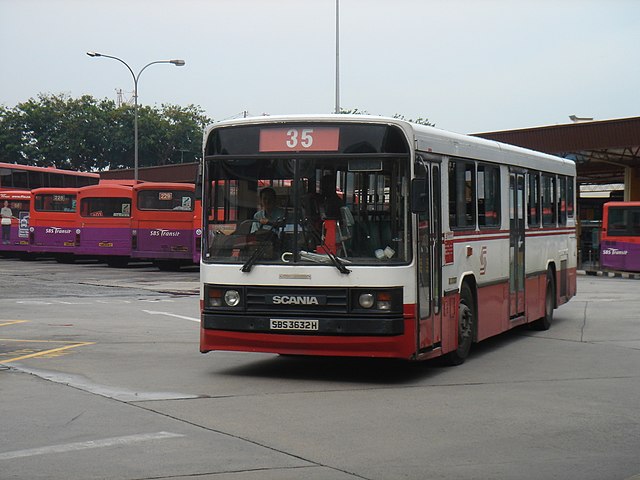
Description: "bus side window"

(527, 172), (540, 227)
(541, 174), (556, 227)
(478, 164), (500, 228)
(448, 159), (476, 229)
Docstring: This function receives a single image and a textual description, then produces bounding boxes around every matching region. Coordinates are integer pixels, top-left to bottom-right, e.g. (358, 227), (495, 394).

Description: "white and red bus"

(199, 115), (577, 364)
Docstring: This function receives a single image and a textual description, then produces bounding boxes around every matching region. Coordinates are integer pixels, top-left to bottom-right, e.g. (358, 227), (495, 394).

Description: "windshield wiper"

(300, 218), (351, 274)
(240, 216), (286, 273)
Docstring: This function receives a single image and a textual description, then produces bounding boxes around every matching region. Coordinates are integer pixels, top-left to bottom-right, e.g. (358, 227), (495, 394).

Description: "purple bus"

(76, 184), (134, 267)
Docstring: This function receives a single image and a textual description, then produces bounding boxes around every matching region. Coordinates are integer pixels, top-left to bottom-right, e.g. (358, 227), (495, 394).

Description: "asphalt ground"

(0, 257), (639, 480)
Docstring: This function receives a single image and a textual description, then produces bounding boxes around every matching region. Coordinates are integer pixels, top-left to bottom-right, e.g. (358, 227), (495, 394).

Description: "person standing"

(1, 200), (15, 244)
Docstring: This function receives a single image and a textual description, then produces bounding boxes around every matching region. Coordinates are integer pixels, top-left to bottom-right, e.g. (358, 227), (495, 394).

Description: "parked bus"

(28, 187), (79, 261)
(600, 201), (640, 272)
(0, 162), (99, 191)
(131, 182), (197, 270)
(198, 115), (577, 364)
(0, 190), (31, 254)
(76, 183), (134, 266)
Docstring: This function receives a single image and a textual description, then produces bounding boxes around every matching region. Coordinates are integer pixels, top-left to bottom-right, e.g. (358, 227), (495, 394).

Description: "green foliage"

(338, 108), (434, 126)
(0, 93), (212, 172)
(392, 114), (434, 126)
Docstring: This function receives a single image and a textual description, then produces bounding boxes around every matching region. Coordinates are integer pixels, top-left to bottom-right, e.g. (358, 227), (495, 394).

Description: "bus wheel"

(445, 283), (474, 366)
(106, 257), (129, 268)
(531, 271), (554, 331)
(156, 260), (181, 271)
(56, 254), (75, 264)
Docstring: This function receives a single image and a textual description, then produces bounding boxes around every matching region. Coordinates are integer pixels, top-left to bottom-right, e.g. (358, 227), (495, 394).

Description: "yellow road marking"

(0, 320), (28, 327)
(0, 340), (95, 363)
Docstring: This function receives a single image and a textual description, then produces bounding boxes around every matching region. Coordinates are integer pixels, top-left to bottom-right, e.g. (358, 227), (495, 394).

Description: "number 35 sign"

(259, 127), (340, 152)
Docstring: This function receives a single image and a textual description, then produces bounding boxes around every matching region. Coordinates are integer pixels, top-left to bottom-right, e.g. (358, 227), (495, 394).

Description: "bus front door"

(509, 172), (526, 318)
(416, 160), (443, 354)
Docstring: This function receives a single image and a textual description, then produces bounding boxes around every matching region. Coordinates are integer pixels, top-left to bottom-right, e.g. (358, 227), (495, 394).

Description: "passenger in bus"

(251, 187), (285, 233)
(306, 174), (342, 233)
(1, 200), (16, 244)
(315, 174), (342, 220)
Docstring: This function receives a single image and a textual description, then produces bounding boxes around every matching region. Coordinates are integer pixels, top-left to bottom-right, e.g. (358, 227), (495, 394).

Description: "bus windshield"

(202, 156), (411, 268)
(607, 205), (640, 237)
(137, 189), (195, 211)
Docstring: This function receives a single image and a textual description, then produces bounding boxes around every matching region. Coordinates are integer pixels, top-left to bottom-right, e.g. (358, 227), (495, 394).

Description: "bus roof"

(31, 187), (79, 195)
(78, 183), (133, 196)
(133, 182), (194, 191)
(0, 162), (99, 177)
(205, 114), (575, 175)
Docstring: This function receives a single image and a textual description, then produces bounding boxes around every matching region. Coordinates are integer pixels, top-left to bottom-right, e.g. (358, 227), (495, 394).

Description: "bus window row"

(448, 158), (575, 231)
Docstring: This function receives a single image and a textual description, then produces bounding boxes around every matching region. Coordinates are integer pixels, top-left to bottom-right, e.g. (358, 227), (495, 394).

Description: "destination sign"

(259, 127), (340, 152)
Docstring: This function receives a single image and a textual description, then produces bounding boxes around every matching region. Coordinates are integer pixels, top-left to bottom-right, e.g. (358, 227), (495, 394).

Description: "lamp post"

(86, 52), (185, 181)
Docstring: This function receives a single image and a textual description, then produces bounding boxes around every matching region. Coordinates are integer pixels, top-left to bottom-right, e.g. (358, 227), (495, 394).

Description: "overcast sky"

(1, 0), (638, 134)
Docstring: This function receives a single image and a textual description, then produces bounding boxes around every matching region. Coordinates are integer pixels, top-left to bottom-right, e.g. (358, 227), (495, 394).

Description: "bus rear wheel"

(531, 271), (554, 331)
(445, 283), (474, 366)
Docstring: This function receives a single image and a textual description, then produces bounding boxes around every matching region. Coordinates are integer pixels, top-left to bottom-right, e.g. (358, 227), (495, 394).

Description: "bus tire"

(445, 282), (474, 366)
(531, 271), (554, 331)
(106, 257), (129, 268)
(156, 260), (181, 271)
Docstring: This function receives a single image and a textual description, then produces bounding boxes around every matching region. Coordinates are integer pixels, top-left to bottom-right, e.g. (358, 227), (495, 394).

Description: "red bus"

(0, 190), (31, 254)
(600, 201), (640, 272)
(0, 162), (99, 191)
(131, 182), (198, 270)
(199, 115), (576, 364)
(28, 188), (79, 261)
(76, 183), (134, 267)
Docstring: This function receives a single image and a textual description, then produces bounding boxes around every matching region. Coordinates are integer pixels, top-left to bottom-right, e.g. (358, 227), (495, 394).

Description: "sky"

(1, 0), (639, 135)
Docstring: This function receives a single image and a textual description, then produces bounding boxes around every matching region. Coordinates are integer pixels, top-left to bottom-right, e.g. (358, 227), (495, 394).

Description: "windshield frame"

(201, 122), (413, 269)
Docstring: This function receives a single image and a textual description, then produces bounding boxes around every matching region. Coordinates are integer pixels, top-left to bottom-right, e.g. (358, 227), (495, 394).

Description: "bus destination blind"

(259, 127), (340, 152)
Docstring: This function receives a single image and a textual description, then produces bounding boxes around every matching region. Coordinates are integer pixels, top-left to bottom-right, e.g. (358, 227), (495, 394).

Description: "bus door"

(509, 171), (526, 318)
(415, 157), (443, 353)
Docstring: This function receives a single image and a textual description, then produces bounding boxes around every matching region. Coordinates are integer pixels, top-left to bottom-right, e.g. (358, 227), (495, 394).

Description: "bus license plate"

(270, 319), (319, 331)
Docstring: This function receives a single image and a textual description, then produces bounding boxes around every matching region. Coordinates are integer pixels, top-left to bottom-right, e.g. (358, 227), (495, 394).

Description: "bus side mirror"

(411, 178), (428, 213)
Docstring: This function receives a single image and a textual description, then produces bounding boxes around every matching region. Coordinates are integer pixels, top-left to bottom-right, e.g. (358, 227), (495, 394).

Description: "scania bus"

(198, 115), (577, 364)
(600, 201), (640, 272)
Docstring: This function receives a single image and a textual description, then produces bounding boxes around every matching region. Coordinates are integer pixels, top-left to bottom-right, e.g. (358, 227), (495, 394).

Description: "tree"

(0, 93), (213, 172)
(338, 108), (434, 126)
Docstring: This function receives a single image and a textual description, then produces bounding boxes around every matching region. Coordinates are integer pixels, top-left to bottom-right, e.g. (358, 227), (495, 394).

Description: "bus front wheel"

(445, 283), (474, 366)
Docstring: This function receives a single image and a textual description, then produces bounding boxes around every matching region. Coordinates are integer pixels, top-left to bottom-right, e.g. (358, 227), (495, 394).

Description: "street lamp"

(86, 52), (185, 181)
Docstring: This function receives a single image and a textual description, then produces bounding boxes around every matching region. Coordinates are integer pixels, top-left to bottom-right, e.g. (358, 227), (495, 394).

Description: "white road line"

(142, 310), (200, 322)
(0, 431), (185, 461)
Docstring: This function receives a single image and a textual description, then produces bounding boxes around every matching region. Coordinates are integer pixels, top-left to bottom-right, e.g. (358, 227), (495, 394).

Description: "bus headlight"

(353, 289), (401, 312)
(359, 293), (375, 309)
(224, 290), (241, 307)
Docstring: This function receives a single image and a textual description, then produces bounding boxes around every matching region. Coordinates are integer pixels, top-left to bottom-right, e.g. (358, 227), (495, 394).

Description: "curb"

(578, 269), (640, 280)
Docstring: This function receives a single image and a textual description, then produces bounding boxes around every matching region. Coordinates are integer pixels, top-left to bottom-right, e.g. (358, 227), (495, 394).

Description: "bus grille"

(245, 287), (348, 314)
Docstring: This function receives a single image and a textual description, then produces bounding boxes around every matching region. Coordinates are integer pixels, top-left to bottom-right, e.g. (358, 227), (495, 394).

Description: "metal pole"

(86, 53), (185, 181)
(335, 0), (340, 114)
